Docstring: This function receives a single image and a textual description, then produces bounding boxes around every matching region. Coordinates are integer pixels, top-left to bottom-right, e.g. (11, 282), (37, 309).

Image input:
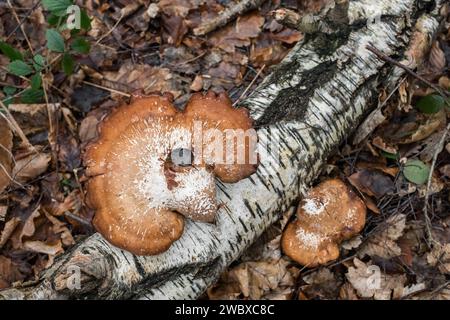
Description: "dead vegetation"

(0, 0), (450, 300)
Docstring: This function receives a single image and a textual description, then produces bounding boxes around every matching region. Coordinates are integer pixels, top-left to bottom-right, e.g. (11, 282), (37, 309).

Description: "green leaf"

(0, 41), (23, 61)
(42, 0), (73, 16)
(47, 14), (60, 26)
(61, 53), (74, 75)
(46, 29), (65, 53)
(7, 60), (33, 76)
(30, 74), (42, 90)
(2, 96), (14, 107)
(380, 150), (398, 160)
(3, 86), (17, 96)
(80, 9), (91, 30)
(403, 159), (430, 185)
(33, 54), (46, 71)
(20, 88), (44, 103)
(71, 37), (90, 54)
(416, 94), (445, 114)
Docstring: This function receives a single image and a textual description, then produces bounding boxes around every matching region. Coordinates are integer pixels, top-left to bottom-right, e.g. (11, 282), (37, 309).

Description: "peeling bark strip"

(0, 0), (443, 300)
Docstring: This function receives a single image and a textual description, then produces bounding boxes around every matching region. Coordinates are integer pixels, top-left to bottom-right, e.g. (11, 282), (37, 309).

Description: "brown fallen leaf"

(358, 214), (406, 259)
(299, 268), (341, 299)
(339, 282), (360, 300)
(346, 258), (407, 300)
(10, 207), (41, 249)
(423, 41), (446, 80)
(44, 211), (75, 246)
(190, 75), (204, 91)
(209, 13), (264, 53)
(348, 169), (395, 198)
(208, 259), (298, 300)
(381, 109), (446, 145)
(22, 240), (63, 256)
(412, 286), (450, 300)
(12, 151), (51, 185)
(0, 255), (24, 289)
(250, 33), (288, 67)
(372, 136), (398, 154)
(0, 217), (20, 248)
(0, 117), (13, 193)
(427, 243), (450, 274)
(103, 62), (183, 98)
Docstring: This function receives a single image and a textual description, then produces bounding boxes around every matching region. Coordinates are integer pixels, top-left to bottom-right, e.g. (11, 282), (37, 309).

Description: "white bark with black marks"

(0, 0), (443, 300)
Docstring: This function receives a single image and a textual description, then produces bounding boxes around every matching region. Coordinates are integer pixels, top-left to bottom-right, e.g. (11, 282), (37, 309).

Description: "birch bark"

(0, 0), (443, 300)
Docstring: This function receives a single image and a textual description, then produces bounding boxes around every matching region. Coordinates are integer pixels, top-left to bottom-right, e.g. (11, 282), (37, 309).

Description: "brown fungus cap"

(281, 179), (366, 267)
(84, 91), (257, 255)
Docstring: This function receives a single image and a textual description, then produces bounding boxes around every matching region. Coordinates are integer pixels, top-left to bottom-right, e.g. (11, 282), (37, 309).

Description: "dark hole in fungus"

(170, 148), (193, 167)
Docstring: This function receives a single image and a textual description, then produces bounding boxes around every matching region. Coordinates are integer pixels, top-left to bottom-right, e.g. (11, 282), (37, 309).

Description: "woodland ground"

(0, 0), (450, 300)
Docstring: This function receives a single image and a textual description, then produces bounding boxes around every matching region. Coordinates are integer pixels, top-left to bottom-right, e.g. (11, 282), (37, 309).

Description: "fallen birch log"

(0, 0), (444, 300)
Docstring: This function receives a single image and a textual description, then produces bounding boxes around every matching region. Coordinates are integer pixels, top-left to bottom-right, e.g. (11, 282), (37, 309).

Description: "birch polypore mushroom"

(84, 91), (257, 255)
(282, 179), (366, 267)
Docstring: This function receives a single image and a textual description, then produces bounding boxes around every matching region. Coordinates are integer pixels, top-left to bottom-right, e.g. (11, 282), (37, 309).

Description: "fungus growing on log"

(84, 91), (257, 255)
(281, 179), (366, 267)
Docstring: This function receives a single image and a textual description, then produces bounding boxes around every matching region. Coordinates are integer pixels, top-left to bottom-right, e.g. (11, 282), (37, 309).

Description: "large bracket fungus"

(84, 91), (257, 255)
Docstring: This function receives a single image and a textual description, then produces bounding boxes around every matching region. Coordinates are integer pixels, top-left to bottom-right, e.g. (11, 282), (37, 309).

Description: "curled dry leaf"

(22, 240), (63, 256)
(10, 207), (41, 250)
(0, 117), (13, 193)
(346, 258), (407, 300)
(0, 217), (20, 248)
(358, 213), (407, 259)
(341, 235), (363, 250)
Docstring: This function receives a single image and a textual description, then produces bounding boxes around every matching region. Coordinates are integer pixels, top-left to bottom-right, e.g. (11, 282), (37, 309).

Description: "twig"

(0, 100), (33, 149)
(95, 13), (124, 46)
(366, 45), (450, 101)
(233, 64), (266, 106)
(6, 0), (35, 55)
(82, 80), (131, 97)
(6, 0), (41, 41)
(423, 123), (450, 245)
(193, 0), (266, 36)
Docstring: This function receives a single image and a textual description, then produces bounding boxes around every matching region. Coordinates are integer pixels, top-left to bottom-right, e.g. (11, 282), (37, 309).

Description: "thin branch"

(6, 0), (35, 55)
(233, 64), (266, 106)
(0, 100), (33, 149)
(193, 0), (266, 36)
(423, 123), (450, 245)
(82, 80), (131, 97)
(366, 45), (450, 100)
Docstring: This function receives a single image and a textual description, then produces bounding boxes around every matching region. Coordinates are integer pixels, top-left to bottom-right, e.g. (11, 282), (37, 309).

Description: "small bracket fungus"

(281, 179), (366, 267)
(84, 91), (257, 255)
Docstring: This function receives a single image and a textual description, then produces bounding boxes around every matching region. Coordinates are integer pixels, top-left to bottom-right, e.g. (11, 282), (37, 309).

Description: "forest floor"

(0, 0), (450, 300)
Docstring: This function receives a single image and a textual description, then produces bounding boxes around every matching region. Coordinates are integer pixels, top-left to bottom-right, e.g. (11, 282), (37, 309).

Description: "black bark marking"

(255, 60), (339, 126)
